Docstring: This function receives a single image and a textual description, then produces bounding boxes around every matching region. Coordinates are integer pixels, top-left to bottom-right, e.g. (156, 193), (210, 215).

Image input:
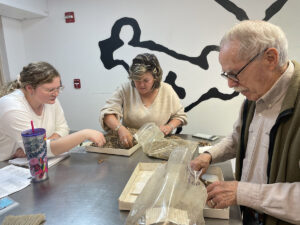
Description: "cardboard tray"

(85, 143), (141, 156)
(202, 166), (230, 219)
(119, 163), (162, 210)
(119, 163), (229, 219)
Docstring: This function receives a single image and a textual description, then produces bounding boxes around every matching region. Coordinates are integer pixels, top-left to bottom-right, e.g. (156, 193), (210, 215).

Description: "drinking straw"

(31, 120), (34, 133)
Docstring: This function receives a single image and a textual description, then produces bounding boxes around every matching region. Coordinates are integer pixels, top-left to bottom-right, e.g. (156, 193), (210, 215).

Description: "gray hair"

(220, 20), (288, 67)
(0, 62), (60, 98)
(129, 53), (163, 89)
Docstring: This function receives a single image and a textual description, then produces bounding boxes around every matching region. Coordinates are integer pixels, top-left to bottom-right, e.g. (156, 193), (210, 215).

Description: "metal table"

(0, 135), (241, 225)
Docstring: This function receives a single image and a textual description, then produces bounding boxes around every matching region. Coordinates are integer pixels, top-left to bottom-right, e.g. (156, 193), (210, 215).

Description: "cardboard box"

(119, 163), (229, 219)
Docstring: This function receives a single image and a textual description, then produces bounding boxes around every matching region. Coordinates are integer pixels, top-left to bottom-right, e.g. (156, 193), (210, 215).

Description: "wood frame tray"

(119, 163), (161, 210)
(119, 163), (229, 219)
(203, 166), (230, 219)
(85, 143), (141, 156)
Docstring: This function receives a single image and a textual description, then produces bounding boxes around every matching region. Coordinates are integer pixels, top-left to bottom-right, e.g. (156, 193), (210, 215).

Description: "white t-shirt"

(0, 89), (70, 161)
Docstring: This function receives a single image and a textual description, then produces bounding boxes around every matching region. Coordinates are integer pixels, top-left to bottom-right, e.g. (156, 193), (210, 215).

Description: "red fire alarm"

(73, 79), (81, 89)
(65, 12), (75, 23)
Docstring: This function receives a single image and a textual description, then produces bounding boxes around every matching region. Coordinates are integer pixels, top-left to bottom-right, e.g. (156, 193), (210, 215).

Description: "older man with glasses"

(191, 20), (300, 225)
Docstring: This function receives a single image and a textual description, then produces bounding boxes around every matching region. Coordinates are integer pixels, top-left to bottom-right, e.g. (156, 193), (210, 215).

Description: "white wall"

(0, 0), (47, 20)
(0, 16), (26, 81)
(0, 0), (48, 82)
(0, 17), (10, 83)
(1, 0), (299, 137)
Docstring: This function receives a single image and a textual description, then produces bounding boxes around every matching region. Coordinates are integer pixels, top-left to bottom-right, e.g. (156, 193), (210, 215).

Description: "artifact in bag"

(125, 146), (207, 225)
(134, 123), (198, 160)
(145, 207), (190, 225)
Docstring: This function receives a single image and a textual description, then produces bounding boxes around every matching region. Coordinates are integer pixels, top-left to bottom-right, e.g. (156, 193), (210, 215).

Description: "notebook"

(8, 153), (69, 168)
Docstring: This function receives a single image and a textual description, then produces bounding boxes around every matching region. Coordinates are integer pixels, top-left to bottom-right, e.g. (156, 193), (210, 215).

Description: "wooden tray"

(119, 163), (229, 219)
(85, 143), (141, 156)
(119, 163), (162, 210)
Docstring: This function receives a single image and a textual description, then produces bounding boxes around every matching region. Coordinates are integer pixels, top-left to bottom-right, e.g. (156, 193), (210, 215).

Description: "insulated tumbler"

(21, 128), (48, 182)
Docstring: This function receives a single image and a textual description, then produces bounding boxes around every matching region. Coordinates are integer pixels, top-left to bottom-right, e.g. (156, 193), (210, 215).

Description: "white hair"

(220, 20), (288, 67)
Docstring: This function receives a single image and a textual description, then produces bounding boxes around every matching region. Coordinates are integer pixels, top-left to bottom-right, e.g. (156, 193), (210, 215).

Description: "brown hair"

(128, 53), (163, 89)
(19, 62), (60, 89)
(0, 62), (60, 98)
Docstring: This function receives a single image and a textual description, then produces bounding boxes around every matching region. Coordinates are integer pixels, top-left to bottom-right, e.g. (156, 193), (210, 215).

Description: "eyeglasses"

(221, 49), (267, 82)
(41, 85), (64, 94)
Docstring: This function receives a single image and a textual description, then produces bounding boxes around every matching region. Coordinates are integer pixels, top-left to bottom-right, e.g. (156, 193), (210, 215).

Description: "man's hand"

(206, 181), (238, 209)
(118, 126), (133, 148)
(159, 124), (173, 136)
(190, 153), (211, 173)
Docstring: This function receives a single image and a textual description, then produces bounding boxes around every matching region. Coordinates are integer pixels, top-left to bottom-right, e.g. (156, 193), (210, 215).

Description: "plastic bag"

(134, 123), (198, 160)
(125, 146), (207, 225)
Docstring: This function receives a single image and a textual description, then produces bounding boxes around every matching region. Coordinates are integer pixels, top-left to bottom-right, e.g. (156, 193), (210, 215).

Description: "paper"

(0, 165), (31, 198)
(198, 145), (212, 154)
(8, 153), (69, 168)
(8, 158), (28, 167)
(131, 182), (146, 195)
(79, 141), (92, 147)
(202, 174), (219, 182)
(69, 146), (87, 153)
(131, 171), (154, 195)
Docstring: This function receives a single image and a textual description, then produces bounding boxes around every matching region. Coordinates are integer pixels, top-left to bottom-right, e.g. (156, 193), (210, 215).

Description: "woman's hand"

(12, 148), (26, 159)
(159, 124), (173, 136)
(47, 133), (61, 140)
(84, 129), (106, 147)
(118, 126), (133, 148)
(50, 129), (106, 155)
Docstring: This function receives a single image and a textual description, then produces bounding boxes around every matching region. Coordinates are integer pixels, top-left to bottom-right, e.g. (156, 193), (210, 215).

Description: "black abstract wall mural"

(98, 0), (288, 133)
(215, 0), (288, 21)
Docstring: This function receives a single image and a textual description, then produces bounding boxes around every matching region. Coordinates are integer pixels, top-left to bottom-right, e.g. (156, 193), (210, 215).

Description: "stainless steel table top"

(0, 136), (241, 225)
